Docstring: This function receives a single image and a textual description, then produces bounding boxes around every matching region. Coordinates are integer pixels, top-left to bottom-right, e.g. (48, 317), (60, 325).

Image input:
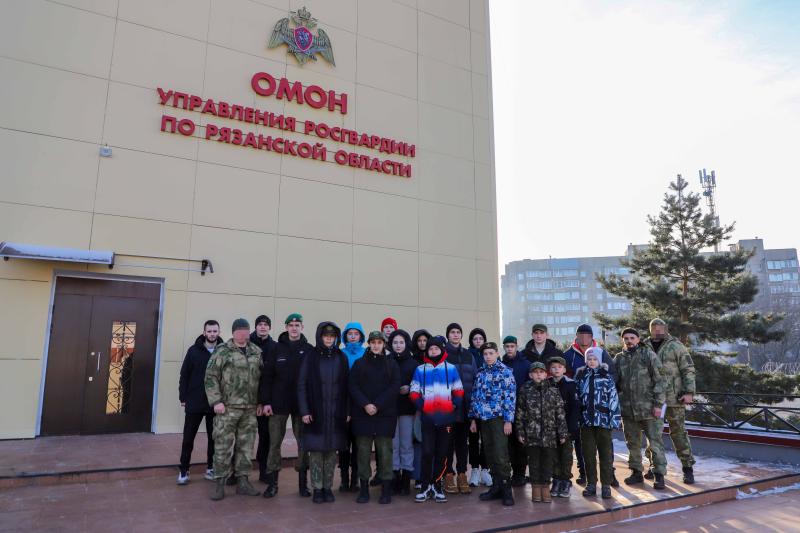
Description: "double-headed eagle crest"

(269, 7), (335, 66)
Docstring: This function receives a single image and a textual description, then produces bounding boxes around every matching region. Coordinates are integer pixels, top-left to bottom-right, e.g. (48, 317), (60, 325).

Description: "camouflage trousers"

(266, 414), (308, 474)
(356, 435), (393, 482)
(622, 417), (666, 475)
(581, 426), (614, 485)
(212, 406), (256, 480)
(552, 438), (574, 480)
(647, 406), (695, 468)
(309, 450), (337, 490)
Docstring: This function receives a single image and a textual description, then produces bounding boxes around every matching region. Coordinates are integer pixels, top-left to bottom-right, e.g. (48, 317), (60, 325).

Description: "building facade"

(0, 0), (499, 439)
(502, 239), (800, 345)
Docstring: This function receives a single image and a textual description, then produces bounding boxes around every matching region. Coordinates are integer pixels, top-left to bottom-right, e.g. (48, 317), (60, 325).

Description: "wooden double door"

(40, 277), (160, 435)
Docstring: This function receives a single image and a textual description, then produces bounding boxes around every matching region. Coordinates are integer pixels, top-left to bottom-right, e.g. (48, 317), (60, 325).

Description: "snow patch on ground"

(564, 506), (697, 532)
(736, 482), (800, 500)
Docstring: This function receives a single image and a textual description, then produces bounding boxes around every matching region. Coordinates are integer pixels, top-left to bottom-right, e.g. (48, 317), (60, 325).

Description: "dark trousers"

(574, 430), (586, 475)
(468, 421), (486, 468)
(480, 417), (510, 480)
(581, 426), (614, 485)
(553, 439), (574, 480)
(526, 445), (555, 484)
(180, 412), (214, 473)
(339, 421), (358, 479)
(508, 428), (527, 478)
(421, 421), (452, 485)
(447, 421), (469, 474)
(256, 415), (270, 474)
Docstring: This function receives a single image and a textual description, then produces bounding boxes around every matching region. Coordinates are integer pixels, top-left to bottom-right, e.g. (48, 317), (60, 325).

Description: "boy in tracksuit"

(469, 342), (516, 506)
(409, 336), (464, 503)
(515, 362), (568, 503)
(575, 347), (621, 499)
(548, 356), (581, 498)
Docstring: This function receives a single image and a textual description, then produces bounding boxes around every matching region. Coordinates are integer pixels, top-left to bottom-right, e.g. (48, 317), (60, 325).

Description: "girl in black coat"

(389, 329), (417, 495)
(298, 322), (349, 503)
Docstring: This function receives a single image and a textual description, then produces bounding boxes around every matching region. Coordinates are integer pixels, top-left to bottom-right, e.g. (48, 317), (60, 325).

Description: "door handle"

(89, 351), (101, 374)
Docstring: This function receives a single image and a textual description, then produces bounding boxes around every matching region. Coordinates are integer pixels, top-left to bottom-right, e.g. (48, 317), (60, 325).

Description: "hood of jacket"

(570, 338), (597, 355)
(341, 321), (365, 346)
(388, 329), (413, 359)
(468, 327), (487, 349)
(315, 321), (342, 355)
(411, 328), (432, 353)
(278, 331), (309, 345)
(524, 337), (559, 353)
(194, 334), (223, 348)
(422, 350), (449, 367)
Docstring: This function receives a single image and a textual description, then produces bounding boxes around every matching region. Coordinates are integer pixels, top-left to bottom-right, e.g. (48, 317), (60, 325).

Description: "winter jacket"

(204, 339), (262, 408)
(297, 322), (349, 452)
(411, 329), (432, 363)
(502, 352), (530, 389)
(614, 344), (665, 421)
(469, 361), (516, 423)
(643, 335), (695, 406)
(389, 329), (418, 416)
(258, 332), (312, 415)
(409, 353), (464, 426)
(341, 321), (366, 369)
(445, 343), (477, 422)
(521, 338), (564, 368)
(249, 331), (276, 363)
(179, 335), (223, 414)
(515, 379), (568, 448)
(575, 364), (621, 430)
(550, 375), (581, 437)
(562, 340), (617, 381)
(348, 349), (401, 437)
(468, 327), (488, 370)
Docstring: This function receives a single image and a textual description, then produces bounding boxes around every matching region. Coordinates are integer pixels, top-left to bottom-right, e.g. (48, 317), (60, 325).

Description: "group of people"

(178, 313), (697, 506)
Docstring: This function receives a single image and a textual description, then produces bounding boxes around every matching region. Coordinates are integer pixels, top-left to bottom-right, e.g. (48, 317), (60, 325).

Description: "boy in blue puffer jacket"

(338, 322), (366, 491)
(575, 347), (621, 500)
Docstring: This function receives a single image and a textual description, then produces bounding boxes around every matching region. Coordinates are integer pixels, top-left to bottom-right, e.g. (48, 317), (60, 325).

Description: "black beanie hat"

(446, 323), (462, 336)
(427, 335), (446, 354)
(576, 323), (593, 335)
(255, 314), (271, 327)
(621, 327), (640, 338)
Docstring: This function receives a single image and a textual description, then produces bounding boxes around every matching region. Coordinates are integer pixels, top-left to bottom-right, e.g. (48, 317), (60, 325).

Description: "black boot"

(611, 473), (620, 488)
(644, 468), (655, 480)
(370, 475), (381, 487)
(624, 470), (643, 485)
(653, 473), (666, 490)
(226, 475), (237, 486)
(312, 489), (324, 503)
(379, 480), (392, 504)
(582, 483), (597, 497)
(392, 470), (401, 494)
(501, 479), (515, 506)
(298, 470), (311, 497)
(323, 488), (335, 502)
(478, 476), (502, 501)
(400, 470), (411, 496)
(339, 467), (350, 492)
(262, 471), (279, 498)
(682, 467), (695, 485)
(349, 468), (360, 493)
(356, 478), (370, 503)
(601, 485), (612, 499)
(511, 473), (526, 487)
(576, 471), (587, 486)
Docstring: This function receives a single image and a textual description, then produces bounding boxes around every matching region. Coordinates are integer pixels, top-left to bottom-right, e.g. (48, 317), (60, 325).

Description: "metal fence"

(686, 393), (800, 435)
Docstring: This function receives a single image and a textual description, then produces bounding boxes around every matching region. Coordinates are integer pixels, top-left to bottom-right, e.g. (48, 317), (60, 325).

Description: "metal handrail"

(686, 393), (800, 435)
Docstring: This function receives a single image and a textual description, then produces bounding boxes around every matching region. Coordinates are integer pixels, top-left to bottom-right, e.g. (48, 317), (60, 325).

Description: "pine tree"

(594, 175), (784, 345)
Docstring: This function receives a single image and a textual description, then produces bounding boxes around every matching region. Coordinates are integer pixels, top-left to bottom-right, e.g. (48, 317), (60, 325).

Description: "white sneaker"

(176, 472), (189, 485)
(468, 468), (481, 487)
(433, 482), (448, 503)
(415, 484), (433, 502)
(204, 468), (215, 481)
(481, 469), (493, 486)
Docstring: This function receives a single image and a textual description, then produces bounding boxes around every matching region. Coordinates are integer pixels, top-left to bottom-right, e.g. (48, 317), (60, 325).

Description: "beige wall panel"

(419, 56), (473, 115)
(470, 30), (489, 75)
(91, 214), (191, 258)
(208, 0), (290, 66)
(188, 225), (277, 296)
(353, 163), (417, 199)
(118, 0), (211, 41)
(0, 0), (115, 78)
(0, 58), (107, 143)
(394, 0), (416, 8)
(470, 0), (487, 33)
(0, 130), (97, 212)
(204, 45), (279, 107)
(0, 359), (40, 438)
(420, 0), (470, 28)
(419, 253), (477, 310)
(196, 126), (283, 176)
(193, 163), (280, 234)
(416, 150), (475, 209)
(55, 0), (118, 17)
(418, 307), (478, 337)
(275, 236), (351, 301)
(473, 117), (491, 164)
(418, 102), (473, 161)
(96, 148), (196, 224)
(104, 81), (198, 160)
(475, 162), (493, 212)
(280, 143), (355, 188)
(351, 245), (418, 307)
(352, 189), (418, 251)
(0, 258), (74, 283)
(183, 291), (276, 347)
(0, 203), (93, 249)
(274, 298), (351, 337)
(250, 0), (290, 10)
(478, 310), (499, 340)
(278, 177), (353, 242)
(477, 259), (498, 312)
(476, 209), (497, 261)
(472, 72), (490, 118)
(0, 279), (49, 360)
(419, 201), (476, 258)
(357, 0), (417, 52)
(356, 37), (417, 100)
(159, 288), (188, 362)
(111, 21), (206, 94)
(354, 84), (417, 146)
(288, 0), (357, 33)
(419, 12), (470, 70)
(155, 360), (182, 433)
(87, 258), (187, 291)
(351, 303), (418, 334)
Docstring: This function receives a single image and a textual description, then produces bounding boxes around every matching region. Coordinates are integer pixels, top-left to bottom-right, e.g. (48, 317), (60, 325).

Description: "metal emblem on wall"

(269, 7), (335, 66)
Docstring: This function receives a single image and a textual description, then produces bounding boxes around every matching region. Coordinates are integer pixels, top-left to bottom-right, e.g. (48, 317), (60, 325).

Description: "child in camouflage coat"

(515, 362), (568, 503)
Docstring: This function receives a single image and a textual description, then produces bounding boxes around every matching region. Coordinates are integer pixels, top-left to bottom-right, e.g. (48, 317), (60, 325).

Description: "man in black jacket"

(521, 324), (564, 366)
(260, 313), (313, 498)
(177, 319), (223, 485)
(250, 314), (276, 483)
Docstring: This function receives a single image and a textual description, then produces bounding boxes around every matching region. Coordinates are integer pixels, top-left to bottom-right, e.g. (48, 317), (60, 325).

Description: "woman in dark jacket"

(467, 327), (489, 486)
(298, 322), (349, 503)
(349, 331), (401, 504)
(389, 329), (417, 495)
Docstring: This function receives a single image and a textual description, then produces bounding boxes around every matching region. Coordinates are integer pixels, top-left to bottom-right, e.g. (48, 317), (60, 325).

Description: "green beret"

(502, 335), (518, 345)
(285, 313), (303, 324)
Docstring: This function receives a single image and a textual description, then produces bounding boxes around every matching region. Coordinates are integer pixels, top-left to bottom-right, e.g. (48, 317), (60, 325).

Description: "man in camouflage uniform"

(205, 318), (263, 500)
(614, 327), (667, 490)
(644, 318), (697, 484)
